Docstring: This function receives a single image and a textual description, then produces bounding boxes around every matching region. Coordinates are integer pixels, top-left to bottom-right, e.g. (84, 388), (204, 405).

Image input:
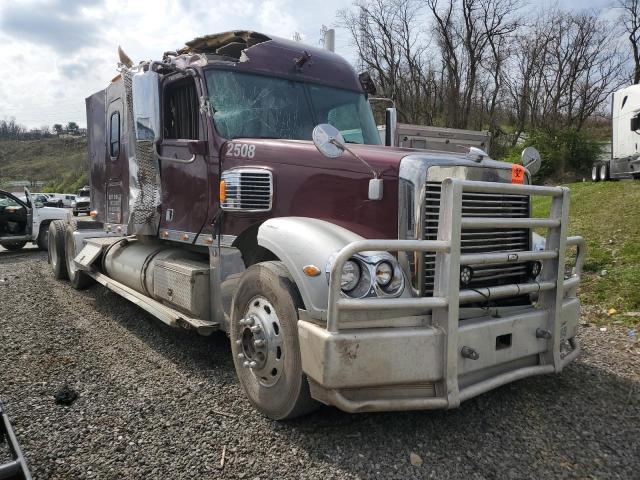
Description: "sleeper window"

(163, 78), (199, 139)
(109, 111), (120, 158)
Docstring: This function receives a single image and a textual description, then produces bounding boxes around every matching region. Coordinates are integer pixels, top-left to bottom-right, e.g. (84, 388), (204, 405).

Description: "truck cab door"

(157, 75), (211, 240)
(23, 188), (37, 236)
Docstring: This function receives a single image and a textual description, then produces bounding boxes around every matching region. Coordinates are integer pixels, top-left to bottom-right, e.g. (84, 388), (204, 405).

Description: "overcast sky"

(0, 0), (614, 129)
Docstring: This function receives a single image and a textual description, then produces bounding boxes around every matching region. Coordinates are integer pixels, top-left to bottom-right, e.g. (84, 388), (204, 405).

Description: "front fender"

(257, 217), (364, 320)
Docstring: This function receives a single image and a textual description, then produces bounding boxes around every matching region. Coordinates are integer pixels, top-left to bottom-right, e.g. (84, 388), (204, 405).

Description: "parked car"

(45, 193), (76, 208)
(72, 187), (91, 216)
(0, 188), (68, 251)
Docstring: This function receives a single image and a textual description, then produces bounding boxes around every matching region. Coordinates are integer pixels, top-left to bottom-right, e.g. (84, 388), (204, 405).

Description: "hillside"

(533, 180), (640, 327)
(0, 137), (88, 192)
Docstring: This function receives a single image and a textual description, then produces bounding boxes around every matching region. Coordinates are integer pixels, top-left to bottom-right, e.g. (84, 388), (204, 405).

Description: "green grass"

(532, 180), (640, 326)
(0, 137), (87, 193)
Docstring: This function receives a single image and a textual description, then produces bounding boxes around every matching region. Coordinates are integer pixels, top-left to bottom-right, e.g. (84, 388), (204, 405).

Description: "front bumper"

(299, 179), (585, 413)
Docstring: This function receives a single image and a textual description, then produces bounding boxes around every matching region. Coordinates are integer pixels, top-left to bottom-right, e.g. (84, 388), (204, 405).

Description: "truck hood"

(221, 138), (520, 240)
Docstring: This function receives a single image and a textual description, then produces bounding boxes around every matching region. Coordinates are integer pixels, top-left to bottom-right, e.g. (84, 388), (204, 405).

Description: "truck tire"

(72, 211), (78, 217)
(230, 261), (319, 420)
(599, 162), (609, 182)
(64, 221), (94, 290)
(37, 222), (50, 250)
(48, 220), (68, 280)
(591, 164), (600, 182)
(1, 241), (27, 251)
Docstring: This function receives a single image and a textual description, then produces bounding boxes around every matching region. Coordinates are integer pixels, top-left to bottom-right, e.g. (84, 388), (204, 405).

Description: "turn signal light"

(219, 180), (226, 203)
(303, 265), (321, 277)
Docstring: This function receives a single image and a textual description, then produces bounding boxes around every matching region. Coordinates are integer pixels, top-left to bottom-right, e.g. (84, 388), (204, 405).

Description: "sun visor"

(132, 70), (161, 142)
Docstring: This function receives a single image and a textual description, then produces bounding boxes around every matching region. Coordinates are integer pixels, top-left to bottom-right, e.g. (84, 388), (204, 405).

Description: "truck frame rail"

(0, 403), (31, 480)
(324, 178), (585, 411)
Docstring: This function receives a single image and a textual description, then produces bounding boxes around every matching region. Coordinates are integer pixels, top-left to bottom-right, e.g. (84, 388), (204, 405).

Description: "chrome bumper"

(299, 179), (586, 413)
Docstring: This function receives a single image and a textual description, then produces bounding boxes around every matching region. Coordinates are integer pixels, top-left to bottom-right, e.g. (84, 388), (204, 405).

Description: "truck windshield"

(204, 70), (381, 145)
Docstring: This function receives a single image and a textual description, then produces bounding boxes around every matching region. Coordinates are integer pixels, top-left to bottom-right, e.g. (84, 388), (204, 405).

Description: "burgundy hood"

(221, 139), (416, 240)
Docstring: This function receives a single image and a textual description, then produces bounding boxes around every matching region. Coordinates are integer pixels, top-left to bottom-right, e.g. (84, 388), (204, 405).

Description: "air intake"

(221, 168), (273, 212)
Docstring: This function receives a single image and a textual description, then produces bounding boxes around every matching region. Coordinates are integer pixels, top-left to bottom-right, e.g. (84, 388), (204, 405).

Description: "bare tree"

(618, 0), (640, 83)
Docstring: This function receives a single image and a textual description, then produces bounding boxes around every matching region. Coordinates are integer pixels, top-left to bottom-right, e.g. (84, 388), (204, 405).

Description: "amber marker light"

(181, 233), (189, 241)
(219, 180), (226, 203)
(161, 230), (169, 238)
(90, 210), (98, 217)
(303, 265), (321, 277)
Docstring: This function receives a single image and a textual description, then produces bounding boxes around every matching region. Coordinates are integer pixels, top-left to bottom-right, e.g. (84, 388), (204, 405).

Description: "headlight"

(375, 261), (393, 286)
(327, 253), (405, 299)
(71, 201), (76, 207)
(341, 260), (361, 292)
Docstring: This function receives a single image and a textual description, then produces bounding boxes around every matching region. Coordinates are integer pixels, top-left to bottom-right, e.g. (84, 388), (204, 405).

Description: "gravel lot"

(1, 248), (639, 479)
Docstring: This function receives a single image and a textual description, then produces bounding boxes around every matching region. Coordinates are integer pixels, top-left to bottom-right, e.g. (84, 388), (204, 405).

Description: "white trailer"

(593, 83), (640, 181)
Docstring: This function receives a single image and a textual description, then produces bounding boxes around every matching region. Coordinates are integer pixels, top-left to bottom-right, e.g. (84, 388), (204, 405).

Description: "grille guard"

(325, 178), (585, 410)
(0, 403), (31, 480)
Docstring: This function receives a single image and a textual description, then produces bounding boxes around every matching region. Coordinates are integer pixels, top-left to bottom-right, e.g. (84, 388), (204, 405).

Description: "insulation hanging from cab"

(123, 68), (161, 235)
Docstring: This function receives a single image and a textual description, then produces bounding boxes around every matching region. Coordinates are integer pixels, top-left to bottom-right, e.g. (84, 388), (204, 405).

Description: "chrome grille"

(423, 182), (530, 295)
(221, 168), (273, 212)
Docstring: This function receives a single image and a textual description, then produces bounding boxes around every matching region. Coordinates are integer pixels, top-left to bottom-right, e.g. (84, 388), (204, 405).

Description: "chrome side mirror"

(521, 147), (542, 176)
(312, 124), (384, 201)
(312, 123), (345, 158)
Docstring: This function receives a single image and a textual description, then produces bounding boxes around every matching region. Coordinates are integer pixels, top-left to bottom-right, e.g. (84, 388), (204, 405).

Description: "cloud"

(0, 0), (103, 53)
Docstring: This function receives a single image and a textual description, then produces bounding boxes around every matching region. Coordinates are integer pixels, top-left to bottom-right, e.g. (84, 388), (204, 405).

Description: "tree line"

(338, 0), (640, 177)
(0, 119), (84, 140)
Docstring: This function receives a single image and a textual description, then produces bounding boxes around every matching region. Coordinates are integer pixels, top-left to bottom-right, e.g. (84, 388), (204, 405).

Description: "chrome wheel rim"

(237, 296), (283, 387)
(600, 164), (607, 180)
(592, 166), (598, 181)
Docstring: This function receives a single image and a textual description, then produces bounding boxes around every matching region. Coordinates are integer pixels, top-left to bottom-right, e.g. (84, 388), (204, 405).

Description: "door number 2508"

(226, 143), (256, 158)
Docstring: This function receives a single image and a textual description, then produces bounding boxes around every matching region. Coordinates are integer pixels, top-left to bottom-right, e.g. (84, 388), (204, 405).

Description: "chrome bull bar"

(326, 178), (585, 409)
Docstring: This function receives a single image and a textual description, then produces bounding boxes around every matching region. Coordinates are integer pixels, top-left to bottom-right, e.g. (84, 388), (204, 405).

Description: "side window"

(163, 78), (199, 140)
(110, 111), (120, 158)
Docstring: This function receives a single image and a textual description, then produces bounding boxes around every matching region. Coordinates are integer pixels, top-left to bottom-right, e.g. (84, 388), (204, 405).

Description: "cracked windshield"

(204, 69), (380, 144)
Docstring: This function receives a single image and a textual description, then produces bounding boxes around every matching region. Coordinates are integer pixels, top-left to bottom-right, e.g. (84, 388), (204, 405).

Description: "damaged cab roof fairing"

(173, 30), (363, 93)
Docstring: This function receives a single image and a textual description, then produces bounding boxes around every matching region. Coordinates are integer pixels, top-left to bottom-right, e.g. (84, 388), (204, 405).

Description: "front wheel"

(37, 223), (49, 250)
(230, 261), (319, 420)
(1, 241), (27, 251)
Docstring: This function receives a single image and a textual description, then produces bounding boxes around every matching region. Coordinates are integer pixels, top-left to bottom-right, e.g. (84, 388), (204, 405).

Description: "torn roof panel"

(177, 31), (271, 59)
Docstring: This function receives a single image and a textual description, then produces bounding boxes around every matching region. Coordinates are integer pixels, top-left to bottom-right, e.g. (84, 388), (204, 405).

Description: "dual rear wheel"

(48, 220), (93, 289)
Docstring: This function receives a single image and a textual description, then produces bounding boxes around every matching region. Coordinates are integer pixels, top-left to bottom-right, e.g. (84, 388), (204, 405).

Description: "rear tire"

(48, 220), (68, 279)
(591, 164), (600, 182)
(599, 162), (609, 182)
(230, 261), (319, 420)
(1, 241), (27, 251)
(64, 222), (94, 290)
(72, 211), (78, 217)
(37, 222), (49, 250)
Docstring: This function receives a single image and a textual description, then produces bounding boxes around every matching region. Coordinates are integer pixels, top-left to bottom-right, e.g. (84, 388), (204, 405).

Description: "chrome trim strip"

(158, 228), (214, 246)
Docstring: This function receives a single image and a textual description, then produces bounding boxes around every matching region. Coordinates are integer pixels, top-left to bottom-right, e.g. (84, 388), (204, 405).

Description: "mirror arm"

(330, 139), (380, 179)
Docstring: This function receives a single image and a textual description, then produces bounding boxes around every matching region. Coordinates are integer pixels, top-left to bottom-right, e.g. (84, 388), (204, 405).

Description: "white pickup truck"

(0, 188), (68, 251)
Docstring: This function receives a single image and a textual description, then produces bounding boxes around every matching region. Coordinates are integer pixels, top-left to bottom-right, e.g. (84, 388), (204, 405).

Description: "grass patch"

(532, 180), (640, 326)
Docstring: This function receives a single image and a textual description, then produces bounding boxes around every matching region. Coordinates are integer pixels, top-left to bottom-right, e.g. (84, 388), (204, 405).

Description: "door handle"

(154, 142), (196, 164)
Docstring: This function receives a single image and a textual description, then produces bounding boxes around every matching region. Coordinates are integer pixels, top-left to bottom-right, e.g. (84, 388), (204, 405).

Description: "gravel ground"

(1, 249), (639, 479)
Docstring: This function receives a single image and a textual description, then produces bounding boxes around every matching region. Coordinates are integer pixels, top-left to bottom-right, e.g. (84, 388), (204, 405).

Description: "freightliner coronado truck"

(48, 31), (585, 420)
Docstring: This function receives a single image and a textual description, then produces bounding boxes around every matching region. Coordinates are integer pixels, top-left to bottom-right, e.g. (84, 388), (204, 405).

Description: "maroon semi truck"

(48, 31), (585, 420)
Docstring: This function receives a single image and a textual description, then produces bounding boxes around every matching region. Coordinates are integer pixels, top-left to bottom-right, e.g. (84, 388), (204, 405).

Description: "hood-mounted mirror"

(312, 124), (383, 200)
(521, 147), (542, 176)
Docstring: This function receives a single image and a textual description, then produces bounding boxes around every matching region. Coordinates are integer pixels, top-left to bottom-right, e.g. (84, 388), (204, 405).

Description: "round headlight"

(340, 260), (361, 292)
(375, 261), (393, 286)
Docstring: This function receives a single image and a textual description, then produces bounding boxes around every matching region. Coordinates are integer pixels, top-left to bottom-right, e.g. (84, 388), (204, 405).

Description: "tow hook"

(461, 346), (480, 360)
(536, 328), (552, 339)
